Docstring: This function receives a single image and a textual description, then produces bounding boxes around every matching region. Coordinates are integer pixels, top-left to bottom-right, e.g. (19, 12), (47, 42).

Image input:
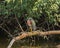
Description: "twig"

(0, 26), (13, 38)
(15, 15), (24, 32)
(5, 24), (11, 33)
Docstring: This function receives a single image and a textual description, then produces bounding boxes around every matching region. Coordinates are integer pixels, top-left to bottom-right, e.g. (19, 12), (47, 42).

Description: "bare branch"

(15, 30), (60, 41)
(15, 15), (24, 32)
(7, 30), (60, 48)
(0, 26), (13, 38)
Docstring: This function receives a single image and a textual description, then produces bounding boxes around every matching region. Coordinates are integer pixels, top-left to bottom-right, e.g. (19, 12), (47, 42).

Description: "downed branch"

(7, 30), (60, 48)
(15, 30), (60, 41)
(56, 44), (60, 48)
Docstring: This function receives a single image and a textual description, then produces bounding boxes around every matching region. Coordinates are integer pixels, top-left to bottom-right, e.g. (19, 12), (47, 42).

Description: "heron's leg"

(30, 26), (32, 32)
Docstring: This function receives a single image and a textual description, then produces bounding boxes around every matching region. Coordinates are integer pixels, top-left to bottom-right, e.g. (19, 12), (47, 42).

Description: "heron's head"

(27, 17), (33, 21)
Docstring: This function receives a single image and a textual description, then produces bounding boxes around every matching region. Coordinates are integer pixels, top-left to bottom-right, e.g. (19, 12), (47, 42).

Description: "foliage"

(0, 0), (60, 23)
(0, 0), (60, 37)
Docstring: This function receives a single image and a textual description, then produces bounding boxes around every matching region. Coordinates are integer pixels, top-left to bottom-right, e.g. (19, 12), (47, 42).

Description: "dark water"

(0, 38), (60, 48)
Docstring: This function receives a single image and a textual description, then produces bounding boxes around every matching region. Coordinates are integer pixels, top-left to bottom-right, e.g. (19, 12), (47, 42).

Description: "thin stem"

(0, 26), (13, 38)
(5, 24), (11, 33)
(15, 15), (24, 32)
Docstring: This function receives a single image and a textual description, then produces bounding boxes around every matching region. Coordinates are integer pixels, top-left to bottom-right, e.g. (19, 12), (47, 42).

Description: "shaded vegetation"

(0, 0), (60, 48)
(0, 0), (60, 41)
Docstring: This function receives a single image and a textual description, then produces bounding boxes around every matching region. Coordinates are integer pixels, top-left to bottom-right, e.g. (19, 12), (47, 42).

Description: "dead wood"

(7, 30), (60, 48)
(15, 30), (60, 41)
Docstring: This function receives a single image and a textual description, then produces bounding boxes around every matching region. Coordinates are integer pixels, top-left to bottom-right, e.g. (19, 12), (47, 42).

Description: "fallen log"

(7, 30), (60, 48)
(15, 30), (60, 40)
(56, 44), (60, 48)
